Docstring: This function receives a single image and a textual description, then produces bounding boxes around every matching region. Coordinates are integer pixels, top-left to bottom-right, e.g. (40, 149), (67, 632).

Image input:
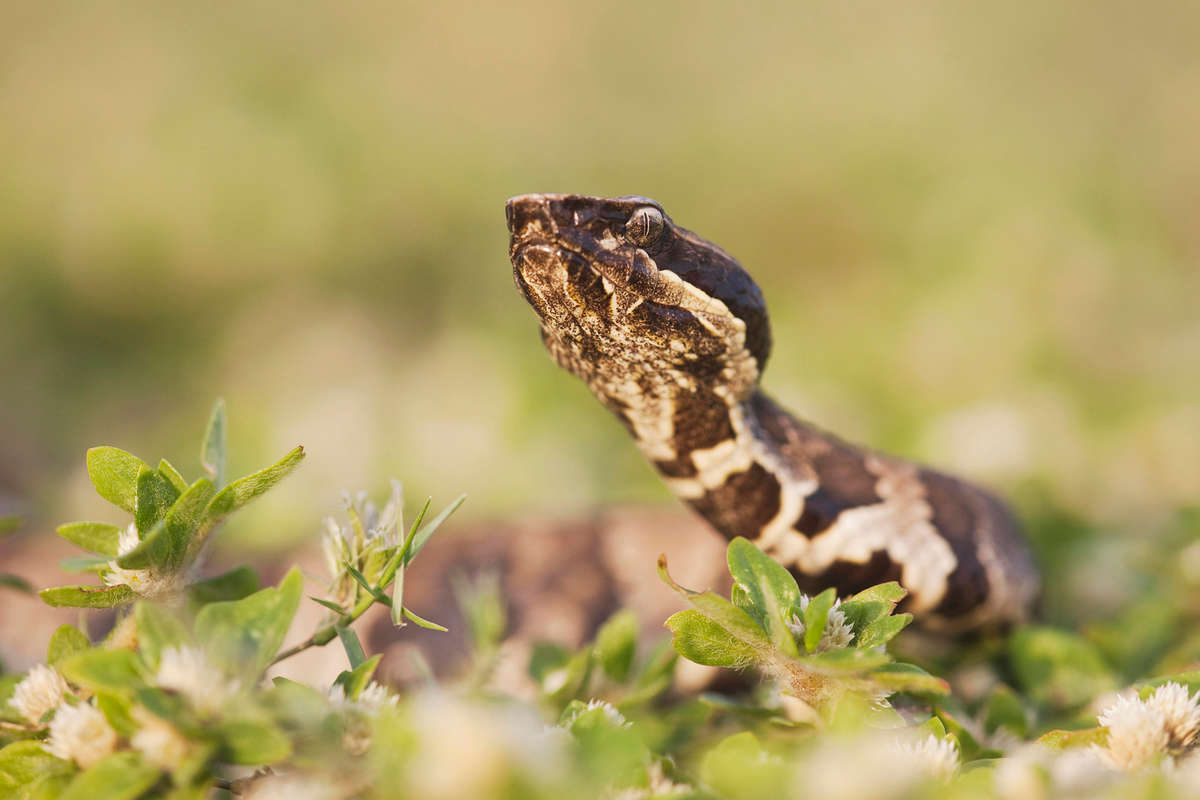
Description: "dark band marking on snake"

(507, 193), (1038, 630)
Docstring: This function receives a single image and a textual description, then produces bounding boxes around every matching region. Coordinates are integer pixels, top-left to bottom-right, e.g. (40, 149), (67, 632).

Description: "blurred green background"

(2, 0), (1197, 586)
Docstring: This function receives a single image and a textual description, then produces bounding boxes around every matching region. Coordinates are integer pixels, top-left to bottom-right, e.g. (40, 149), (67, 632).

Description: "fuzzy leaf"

(334, 653), (382, 700)
(201, 399), (227, 488)
(56, 522), (121, 557)
(594, 610), (639, 683)
(666, 609), (760, 668)
(135, 602), (190, 670)
(983, 684), (1029, 737)
(203, 446), (305, 524)
(156, 459), (188, 493)
(0, 516), (20, 536)
(40, 584), (134, 608)
(803, 588), (837, 653)
(115, 519), (170, 571)
(46, 625), (90, 666)
(1037, 726), (1108, 749)
(195, 568), (302, 678)
(60, 752), (160, 800)
(86, 447), (149, 514)
(857, 613), (913, 649)
(659, 554), (773, 656)
(804, 646), (892, 674)
(58, 649), (146, 692)
(217, 717), (292, 765)
(160, 478), (216, 568)
(58, 556), (111, 573)
(0, 741), (73, 800)
(188, 566), (259, 606)
(94, 693), (138, 738)
(134, 466), (180, 535)
(1010, 626), (1116, 710)
(726, 537), (801, 629)
(869, 662), (950, 696)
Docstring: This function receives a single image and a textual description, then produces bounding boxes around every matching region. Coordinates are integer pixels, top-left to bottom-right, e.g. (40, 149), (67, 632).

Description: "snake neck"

(635, 387), (1037, 625)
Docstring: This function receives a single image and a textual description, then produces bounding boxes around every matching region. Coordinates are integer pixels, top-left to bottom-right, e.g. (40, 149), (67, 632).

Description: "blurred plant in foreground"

(3, 404), (1200, 799)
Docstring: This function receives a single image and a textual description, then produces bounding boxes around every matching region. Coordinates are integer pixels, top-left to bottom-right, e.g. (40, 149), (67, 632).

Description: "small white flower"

(155, 646), (240, 716)
(103, 523), (183, 599)
(1144, 682), (1200, 752)
(788, 595), (855, 652)
(893, 733), (959, 780)
(46, 702), (117, 768)
(1097, 692), (1170, 771)
(9, 664), (69, 725)
(1096, 682), (1200, 771)
(356, 682), (398, 713)
(130, 706), (189, 769)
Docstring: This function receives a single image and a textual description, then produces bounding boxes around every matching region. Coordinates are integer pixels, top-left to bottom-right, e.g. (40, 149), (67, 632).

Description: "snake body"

(507, 193), (1038, 630)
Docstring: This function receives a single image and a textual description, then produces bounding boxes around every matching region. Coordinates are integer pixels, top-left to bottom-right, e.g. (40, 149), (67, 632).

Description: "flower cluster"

(787, 594), (856, 653)
(1096, 682), (1200, 771)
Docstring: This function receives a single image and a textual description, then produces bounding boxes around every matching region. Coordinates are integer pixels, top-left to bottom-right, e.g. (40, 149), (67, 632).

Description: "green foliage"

(660, 538), (926, 715)
(7, 407), (1200, 799)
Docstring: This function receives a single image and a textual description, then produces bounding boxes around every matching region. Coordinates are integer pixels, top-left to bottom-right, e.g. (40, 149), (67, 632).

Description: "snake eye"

(625, 206), (665, 247)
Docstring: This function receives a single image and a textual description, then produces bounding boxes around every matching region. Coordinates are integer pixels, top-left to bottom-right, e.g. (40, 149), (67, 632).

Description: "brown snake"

(507, 194), (1038, 631)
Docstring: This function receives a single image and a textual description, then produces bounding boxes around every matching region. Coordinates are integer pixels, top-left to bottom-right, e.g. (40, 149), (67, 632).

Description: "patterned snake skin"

(507, 194), (1038, 631)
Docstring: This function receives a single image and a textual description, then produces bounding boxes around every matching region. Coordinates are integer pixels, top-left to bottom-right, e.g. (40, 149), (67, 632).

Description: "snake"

(506, 193), (1039, 631)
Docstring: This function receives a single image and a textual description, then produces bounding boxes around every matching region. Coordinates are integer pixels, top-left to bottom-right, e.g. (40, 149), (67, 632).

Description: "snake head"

(507, 194), (772, 411)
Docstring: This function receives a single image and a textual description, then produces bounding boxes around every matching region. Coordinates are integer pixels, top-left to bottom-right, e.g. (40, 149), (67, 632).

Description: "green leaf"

(123, 477), (216, 571)
(40, 584), (134, 608)
(95, 693), (138, 737)
(188, 566), (260, 606)
(700, 732), (790, 800)
(336, 625), (367, 669)
(983, 684), (1029, 737)
(57, 649), (146, 692)
(726, 537), (801, 629)
(803, 588), (836, 653)
(659, 554), (773, 656)
(1010, 626), (1116, 710)
(0, 574), (33, 594)
(0, 741), (73, 800)
(201, 399), (227, 488)
(202, 446), (305, 527)
(134, 466), (181, 535)
(334, 653), (382, 700)
(217, 717), (292, 765)
(1037, 726), (1108, 749)
(135, 603), (190, 670)
(856, 613), (913, 649)
(665, 609), (760, 668)
(402, 606), (447, 631)
(804, 646), (892, 674)
(195, 568), (302, 678)
(594, 610), (639, 683)
(156, 459), (188, 494)
(838, 582), (906, 633)
(308, 596), (347, 615)
(55, 522), (121, 557)
(405, 494), (465, 566)
(86, 447), (149, 514)
(46, 625), (90, 666)
(59, 752), (160, 800)
(58, 556), (111, 574)
(0, 515), (20, 536)
(159, 478), (216, 568)
(869, 663), (950, 696)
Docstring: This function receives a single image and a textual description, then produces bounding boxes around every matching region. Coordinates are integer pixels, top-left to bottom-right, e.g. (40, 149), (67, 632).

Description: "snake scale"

(507, 193), (1039, 631)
